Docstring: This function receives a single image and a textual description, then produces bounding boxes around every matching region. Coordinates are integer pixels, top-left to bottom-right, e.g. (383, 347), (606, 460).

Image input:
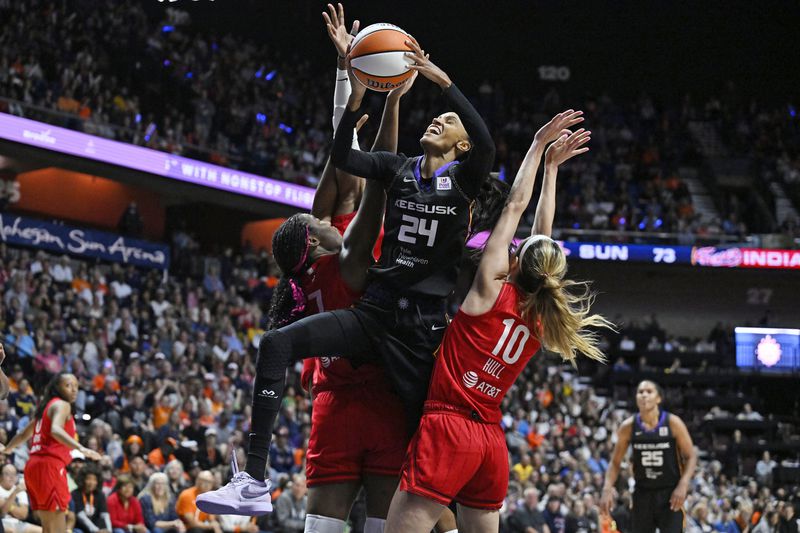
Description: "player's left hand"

(534, 109), (585, 146)
(404, 40), (451, 89)
(322, 3), (359, 59)
(545, 128), (591, 167)
(669, 482), (688, 511)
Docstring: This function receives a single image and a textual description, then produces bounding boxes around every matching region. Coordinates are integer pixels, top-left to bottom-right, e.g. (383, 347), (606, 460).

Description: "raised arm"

(331, 61), (404, 182)
(338, 75), (417, 292)
(669, 414), (697, 512)
(532, 126), (589, 236)
(460, 111), (586, 315)
(312, 113), (368, 221)
(600, 418), (633, 516)
(314, 2), (366, 220)
(532, 161), (558, 237)
(405, 39), (494, 199)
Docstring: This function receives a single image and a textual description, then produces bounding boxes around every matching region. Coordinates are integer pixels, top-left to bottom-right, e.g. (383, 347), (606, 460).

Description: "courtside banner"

(0, 212), (170, 269)
(466, 232), (800, 271)
(0, 113), (315, 210)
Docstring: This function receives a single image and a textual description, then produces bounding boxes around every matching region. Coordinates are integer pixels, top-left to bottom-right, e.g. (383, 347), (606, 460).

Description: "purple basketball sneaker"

(196, 452), (272, 515)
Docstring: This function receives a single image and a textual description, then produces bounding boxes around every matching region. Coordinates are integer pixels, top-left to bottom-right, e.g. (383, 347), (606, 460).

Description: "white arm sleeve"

(333, 68), (361, 150)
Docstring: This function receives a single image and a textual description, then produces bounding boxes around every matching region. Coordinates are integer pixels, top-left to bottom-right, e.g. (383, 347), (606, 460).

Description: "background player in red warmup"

(1, 373), (101, 533)
(385, 111), (614, 533)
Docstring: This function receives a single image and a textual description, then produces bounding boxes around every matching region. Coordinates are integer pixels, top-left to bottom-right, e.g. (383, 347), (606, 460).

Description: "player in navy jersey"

(385, 113), (613, 532)
(600, 380), (697, 533)
(196, 24), (507, 517)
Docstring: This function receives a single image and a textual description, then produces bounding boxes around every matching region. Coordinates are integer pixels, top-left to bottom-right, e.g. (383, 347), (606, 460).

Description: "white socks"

(364, 517), (386, 533)
(304, 514), (346, 533)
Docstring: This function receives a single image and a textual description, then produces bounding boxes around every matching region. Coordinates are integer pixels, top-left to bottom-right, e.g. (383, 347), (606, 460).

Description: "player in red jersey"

(253, 6), (432, 533)
(385, 111), (614, 532)
(1, 373), (101, 533)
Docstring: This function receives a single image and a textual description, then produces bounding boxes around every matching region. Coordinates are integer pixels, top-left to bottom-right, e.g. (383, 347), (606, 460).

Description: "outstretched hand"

(534, 109), (584, 146)
(322, 3), (359, 59)
(545, 128), (591, 167)
(404, 39), (451, 89)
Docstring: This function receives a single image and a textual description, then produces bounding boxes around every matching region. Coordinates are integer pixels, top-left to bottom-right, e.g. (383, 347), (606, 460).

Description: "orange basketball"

(348, 23), (415, 92)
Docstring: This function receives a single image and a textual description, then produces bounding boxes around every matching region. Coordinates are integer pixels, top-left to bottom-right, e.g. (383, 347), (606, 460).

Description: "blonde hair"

(515, 237), (614, 365)
(139, 472), (170, 515)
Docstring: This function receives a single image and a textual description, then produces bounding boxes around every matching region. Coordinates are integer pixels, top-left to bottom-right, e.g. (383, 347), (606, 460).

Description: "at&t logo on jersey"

(461, 370), (501, 398)
(462, 371), (478, 388)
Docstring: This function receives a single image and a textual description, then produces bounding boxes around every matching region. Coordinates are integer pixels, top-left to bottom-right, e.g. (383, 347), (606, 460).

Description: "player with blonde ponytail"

(385, 110), (614, 533)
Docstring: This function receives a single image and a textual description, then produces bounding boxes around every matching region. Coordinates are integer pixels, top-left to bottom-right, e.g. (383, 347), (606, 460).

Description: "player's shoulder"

(666, 411), (687, 430)
(620, 416), (636, 434)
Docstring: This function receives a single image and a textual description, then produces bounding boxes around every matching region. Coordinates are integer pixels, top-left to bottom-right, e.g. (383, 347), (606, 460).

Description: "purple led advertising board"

(0, 113), (315, 210)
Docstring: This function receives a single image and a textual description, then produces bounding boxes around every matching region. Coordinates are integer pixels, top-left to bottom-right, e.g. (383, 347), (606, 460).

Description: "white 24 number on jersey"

(398, 215), (439, 247)
(492, 318), (531, 364)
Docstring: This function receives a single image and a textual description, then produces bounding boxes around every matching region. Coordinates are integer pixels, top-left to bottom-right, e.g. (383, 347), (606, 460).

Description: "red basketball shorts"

(306, 385), (408, 486)
(400, 410), (509, 510)
(24, 456), (70, 511)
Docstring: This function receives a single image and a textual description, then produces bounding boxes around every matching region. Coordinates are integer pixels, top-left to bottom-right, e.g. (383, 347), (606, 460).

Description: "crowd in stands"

(0, 242), (796, 532)
(1, 2), (799, 529)
(5, 0), (799, 241)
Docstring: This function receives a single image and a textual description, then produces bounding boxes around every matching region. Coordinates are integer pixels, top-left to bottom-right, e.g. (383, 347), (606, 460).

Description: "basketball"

(348, 23), (415, 92)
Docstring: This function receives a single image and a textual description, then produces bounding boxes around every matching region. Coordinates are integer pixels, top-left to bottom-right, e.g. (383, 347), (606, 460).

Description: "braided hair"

(267, 214), (312, 330)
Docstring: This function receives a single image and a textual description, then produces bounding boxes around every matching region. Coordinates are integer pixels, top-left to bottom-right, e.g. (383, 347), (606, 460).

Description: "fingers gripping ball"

(349, 23), (415, 92)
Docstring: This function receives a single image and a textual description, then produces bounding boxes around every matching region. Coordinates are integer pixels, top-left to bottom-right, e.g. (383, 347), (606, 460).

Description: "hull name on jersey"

(482, 358), (505, 379)
(394, 199), (457, 215)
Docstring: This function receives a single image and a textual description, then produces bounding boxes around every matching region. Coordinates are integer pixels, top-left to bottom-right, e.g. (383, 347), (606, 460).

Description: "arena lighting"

(265, 70), (277, 81)
(0, 113), (315, 209)
(161, 25), (175, 33)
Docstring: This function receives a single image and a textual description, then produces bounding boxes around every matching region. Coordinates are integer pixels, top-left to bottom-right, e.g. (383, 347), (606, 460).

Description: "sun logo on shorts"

(397, 297), (409, 310)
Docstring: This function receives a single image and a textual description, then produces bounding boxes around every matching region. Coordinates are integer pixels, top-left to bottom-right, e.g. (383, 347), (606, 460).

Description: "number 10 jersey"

(426, 283), (541, 423)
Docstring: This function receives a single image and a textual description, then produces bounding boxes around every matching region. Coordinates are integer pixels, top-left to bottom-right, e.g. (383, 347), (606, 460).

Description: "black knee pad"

(256, 329), (293, 379)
